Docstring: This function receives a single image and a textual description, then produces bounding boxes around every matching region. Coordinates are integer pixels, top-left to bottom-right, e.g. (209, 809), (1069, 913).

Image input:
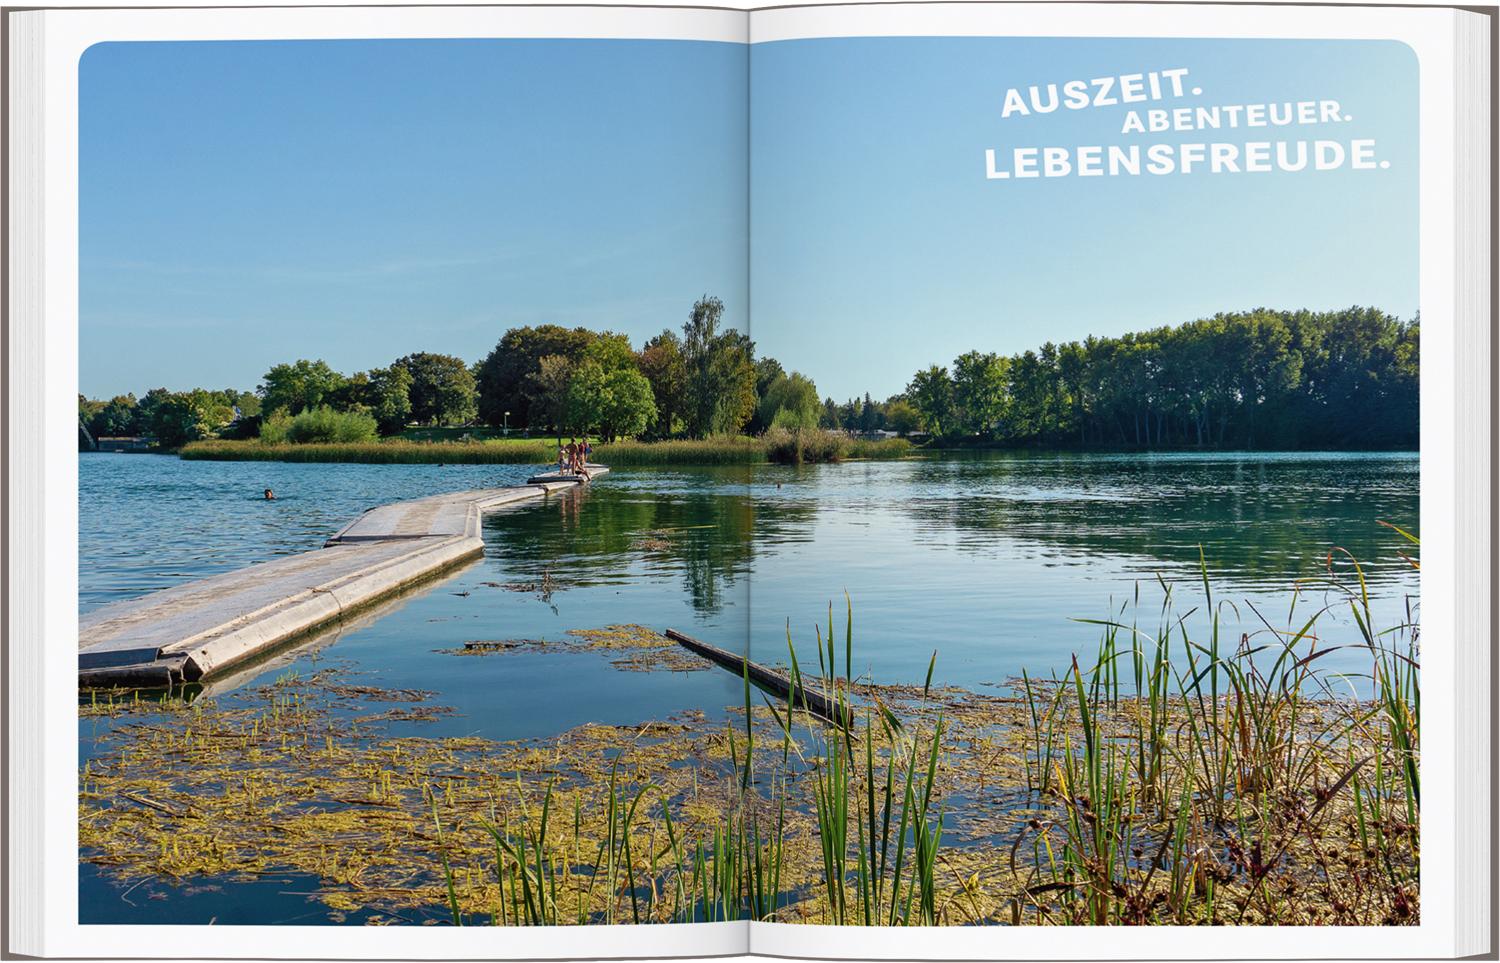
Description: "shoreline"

(145, 438), (1419, 465)
(79, 586), (1420, 927)
(175, 434), (914, 464)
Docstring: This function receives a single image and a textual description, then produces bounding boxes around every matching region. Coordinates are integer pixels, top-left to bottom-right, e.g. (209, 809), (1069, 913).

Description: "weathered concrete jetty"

(78, 467), (607, 687)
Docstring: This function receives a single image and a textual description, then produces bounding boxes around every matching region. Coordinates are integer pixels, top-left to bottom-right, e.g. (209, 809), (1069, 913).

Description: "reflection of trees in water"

(744, 455), (1418, 593)
(895, 455), (1419, 587)
(482, 484), (756, 615)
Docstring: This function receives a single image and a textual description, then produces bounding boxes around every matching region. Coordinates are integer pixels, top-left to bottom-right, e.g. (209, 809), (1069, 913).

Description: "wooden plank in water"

(663, 628), (853, 728)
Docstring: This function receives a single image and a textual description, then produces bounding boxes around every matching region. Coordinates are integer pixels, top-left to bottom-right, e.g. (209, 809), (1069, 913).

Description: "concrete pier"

(78, 467), (608, 687)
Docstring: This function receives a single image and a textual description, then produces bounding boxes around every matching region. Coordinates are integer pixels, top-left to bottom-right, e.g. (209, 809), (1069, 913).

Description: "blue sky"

(82, 36), (1416, 402)
(751, 37), (1418, 400)
(80, 39), (748, 398)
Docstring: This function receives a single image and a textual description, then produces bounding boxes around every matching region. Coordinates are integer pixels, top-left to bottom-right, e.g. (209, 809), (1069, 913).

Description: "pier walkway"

(78, 467), (607, 687)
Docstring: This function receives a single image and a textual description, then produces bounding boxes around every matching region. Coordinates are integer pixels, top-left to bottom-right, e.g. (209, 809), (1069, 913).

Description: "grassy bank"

(178, 433), (913, 466)
(80, 542), (1417, 926)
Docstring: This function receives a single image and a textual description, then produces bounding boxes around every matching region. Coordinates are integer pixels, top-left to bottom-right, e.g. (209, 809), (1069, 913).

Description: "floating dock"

(526, 464), (605, 485)
(78, 467), (607, 687)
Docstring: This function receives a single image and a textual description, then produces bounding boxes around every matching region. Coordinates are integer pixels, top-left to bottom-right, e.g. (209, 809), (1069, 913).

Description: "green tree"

(820, 397), (841, 429)
(564, 360), (607, 437)
(89, 394), (139, 437)
(475, 325), (597, 429)
(907, 366), (954, 437)
(839, 397), (860, 430)
(681, 296), (755, 437)
(527, 354), (574, 443)
(259, 360), (346, 415)
(598, 367), (657, 441)
(638, 330), (687, 437)
(582, 332), (637, 373)
(885, 398), (920, 436)
(392, 352), (477, 426)
(135, 388), (173, 437)
(365, 366), (414, 435)
(904, 304), (1414, 450)
(757, 372), (821, 431)
(952, 351), (1008, 437)
(150, 389), (235, 448)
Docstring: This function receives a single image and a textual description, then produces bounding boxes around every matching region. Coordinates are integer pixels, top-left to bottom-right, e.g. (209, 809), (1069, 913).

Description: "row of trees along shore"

(80, 302), (1417, 452)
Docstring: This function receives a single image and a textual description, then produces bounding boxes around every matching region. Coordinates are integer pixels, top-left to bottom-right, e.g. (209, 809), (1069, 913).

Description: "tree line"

(79, 297), (829, 447)
(899, 306), (1418, 449)
(80, 302), (1417, 451)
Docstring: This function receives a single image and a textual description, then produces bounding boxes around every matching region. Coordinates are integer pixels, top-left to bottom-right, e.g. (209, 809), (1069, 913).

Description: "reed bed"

(179, 434), (913, 465)
(179, 439), (555, 464)
(1006, 545), (1420, 925)
(598, 436), (771, 466)
(79, 544), (1417, 926)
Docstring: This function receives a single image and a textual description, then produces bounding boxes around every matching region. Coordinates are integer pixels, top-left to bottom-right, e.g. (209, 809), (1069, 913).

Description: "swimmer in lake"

(264, 488), (276, 500)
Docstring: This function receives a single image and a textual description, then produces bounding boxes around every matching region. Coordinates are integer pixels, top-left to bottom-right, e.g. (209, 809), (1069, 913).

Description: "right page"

(745, 1), (1448, 956)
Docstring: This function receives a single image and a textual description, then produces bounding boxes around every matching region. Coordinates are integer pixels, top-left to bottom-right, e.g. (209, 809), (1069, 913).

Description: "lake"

(78, 450), (1419, 921)
(79, 447), (1416, 687)
(79, 451), (1419, 693)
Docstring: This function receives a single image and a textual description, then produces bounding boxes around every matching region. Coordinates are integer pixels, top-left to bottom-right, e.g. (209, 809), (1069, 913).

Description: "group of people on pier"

(559, 437), (592, 479)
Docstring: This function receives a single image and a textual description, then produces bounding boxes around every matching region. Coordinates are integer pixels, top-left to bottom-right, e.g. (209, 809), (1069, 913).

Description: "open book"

(6, 1), (1495, 958)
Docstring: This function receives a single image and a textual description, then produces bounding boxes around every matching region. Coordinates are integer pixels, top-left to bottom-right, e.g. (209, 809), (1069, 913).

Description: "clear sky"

(751, 37), (1418, 401)
(82, 36), (1417, 404)
(80, 39), (748, 398)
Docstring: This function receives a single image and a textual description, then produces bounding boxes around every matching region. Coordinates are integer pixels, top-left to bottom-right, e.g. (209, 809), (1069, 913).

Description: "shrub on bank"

(287, 407), (378, 444)
(764, 427), (847, 464)
(256, 407), (378, 445)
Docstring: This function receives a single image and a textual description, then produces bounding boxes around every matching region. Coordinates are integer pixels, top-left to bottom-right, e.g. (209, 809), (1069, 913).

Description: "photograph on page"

(71, 20), (1423, 935)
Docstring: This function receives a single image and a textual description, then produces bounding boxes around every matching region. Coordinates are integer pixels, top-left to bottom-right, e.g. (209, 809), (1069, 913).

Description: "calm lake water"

(78, 450), (1418, 922)
(79, 451), (1420, 691)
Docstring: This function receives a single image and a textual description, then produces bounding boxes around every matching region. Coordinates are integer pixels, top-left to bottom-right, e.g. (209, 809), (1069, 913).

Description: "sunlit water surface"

(77, 450), (1418, 922)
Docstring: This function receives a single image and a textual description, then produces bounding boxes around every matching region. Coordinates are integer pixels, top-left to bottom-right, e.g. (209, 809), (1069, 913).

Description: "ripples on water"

(78, 457), (540, 611)
(77, 451), (1418, 924)
(79, 450), (1417, 687)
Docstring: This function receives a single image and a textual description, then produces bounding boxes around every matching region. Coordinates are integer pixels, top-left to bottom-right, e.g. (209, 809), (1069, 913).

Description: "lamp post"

(503, 411), (510, 437)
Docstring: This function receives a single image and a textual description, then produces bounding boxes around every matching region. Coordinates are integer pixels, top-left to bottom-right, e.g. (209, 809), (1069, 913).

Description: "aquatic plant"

(78, 542), (1418, 926)
(1009, 543), (1420, 925)
(178, 434), (913, 465)
(762, 428), (913, 464)
(180, 438), (554, 463)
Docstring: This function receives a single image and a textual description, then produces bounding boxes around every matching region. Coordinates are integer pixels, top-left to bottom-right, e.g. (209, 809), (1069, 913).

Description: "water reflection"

(483, 470), (759, 616)
(79, 452), (1418, 691)
(750, 452), (1417, 589)
(743, 452), (1417, 686)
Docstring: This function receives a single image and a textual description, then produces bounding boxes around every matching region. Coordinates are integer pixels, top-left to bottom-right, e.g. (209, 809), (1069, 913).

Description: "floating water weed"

(79, 543), (1416, 926)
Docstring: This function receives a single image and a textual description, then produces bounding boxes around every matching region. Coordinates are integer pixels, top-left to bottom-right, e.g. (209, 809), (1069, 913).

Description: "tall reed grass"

(179, 433), (913, 465)
(179, 439), (553, 463)
(431, 599), (947, 926)
(763, 427), (913, 464)
(1011, 545), (1420, 925)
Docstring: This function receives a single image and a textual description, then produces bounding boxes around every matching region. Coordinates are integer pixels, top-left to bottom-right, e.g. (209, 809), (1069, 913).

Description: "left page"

(52, 7), (753, 957)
